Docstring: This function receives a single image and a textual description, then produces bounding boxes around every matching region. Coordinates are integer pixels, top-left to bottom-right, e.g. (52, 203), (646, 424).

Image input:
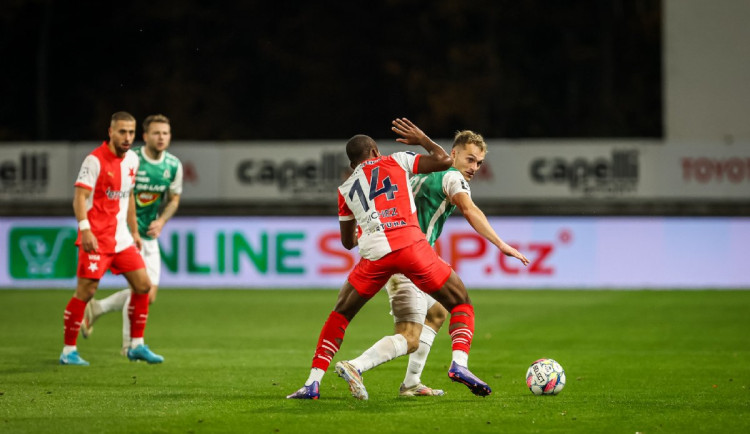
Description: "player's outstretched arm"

(391, 117), (452, 173)
(453, 192), (530, 266)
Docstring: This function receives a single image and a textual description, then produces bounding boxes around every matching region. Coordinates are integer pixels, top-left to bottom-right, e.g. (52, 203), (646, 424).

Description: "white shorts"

(140, 238), (161, 286)
(386, 273), (438, 324)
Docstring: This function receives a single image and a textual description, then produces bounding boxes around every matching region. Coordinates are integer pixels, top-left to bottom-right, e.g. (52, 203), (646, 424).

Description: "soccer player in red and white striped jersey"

(287, 118), (492, 400)
(59, 111), (163, 366)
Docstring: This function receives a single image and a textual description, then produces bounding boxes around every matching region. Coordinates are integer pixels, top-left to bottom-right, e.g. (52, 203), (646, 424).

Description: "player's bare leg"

(429, 271), (492, 397)
(348, 320), (418, 373)
(400, 303), (448, 396)
(342, 274), (442, 398)
(382, 274), (445, 396)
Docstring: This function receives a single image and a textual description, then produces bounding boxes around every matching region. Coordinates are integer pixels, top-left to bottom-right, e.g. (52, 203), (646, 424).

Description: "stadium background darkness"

(0, 0), (661, 141)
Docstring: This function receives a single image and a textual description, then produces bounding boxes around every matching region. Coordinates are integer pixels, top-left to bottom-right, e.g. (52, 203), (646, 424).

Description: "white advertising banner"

(466, 141), (655, 199)
(660, 145), (750, 198)
(135, 140), (750, 201)
(0, 143), (72, 201)
(1, 141), (748, 203)
(2, 216), (748, 289)
(462, 141), (750, 200)
(220, 142), (351, 201)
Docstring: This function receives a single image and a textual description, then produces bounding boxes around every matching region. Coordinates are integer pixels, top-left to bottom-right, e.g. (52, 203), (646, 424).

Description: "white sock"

(304, 368), (325, 386)
(62, 345), (77, 355)
(403, 325), (437, 388)
(121, 293), (132, 349)
(350, 334), (408, 373)
(452, 350), (469, 367)
(130, 337), (144, 348)
(98, 289), (130, 313)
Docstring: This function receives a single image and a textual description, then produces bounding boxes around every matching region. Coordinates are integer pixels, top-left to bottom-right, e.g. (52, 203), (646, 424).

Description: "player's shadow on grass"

(274, 399), (430, 414)
(267, 391), (484, 414)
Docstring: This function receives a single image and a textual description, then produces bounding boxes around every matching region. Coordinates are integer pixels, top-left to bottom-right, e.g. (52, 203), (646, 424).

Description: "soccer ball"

(526, 358), (566, 395)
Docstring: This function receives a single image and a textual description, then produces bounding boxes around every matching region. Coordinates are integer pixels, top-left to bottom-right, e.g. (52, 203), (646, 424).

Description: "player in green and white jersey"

(81, 114), (183, 355)
(339, 130), (529, 396)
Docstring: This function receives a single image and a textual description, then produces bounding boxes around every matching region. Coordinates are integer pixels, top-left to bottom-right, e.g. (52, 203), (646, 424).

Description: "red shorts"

(77, 245), (145, 280)
(347, 239), (453, 298)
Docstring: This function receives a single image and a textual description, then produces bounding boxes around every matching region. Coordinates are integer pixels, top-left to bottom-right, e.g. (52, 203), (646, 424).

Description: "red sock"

(64, 297), (87, 346)
(311, 311), (349, 371)
(128, 292), (149, 339)
(449, 304), (475, 353)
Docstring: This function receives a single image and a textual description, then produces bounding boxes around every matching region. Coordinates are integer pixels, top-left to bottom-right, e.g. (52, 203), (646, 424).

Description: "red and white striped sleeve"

(337, 189), (354, 221)
(74, 155), (100, 191)
(390, 151), (421, 175)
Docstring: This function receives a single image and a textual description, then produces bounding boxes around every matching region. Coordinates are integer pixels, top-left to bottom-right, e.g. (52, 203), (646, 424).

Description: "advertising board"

(2, 216), (747, 289)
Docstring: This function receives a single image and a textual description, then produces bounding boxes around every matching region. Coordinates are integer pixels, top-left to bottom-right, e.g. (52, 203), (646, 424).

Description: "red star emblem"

(129, 167), (136, 184)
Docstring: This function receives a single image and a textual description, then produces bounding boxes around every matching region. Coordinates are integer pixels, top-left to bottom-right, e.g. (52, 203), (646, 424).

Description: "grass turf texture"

(1, 289), (749, 433)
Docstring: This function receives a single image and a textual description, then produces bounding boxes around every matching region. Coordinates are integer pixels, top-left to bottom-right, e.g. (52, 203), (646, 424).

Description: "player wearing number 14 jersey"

(81, 114), (182, 356)
(287, 118), (493, 400)
(346, 130), (530, 397)
(336, 150), (424, 261)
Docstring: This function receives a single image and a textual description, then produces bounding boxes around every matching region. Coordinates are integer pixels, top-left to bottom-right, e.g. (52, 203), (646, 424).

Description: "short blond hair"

(453, 130), (487, 154)
(142, 114), (170, 133)
(110, 111), (136, 125)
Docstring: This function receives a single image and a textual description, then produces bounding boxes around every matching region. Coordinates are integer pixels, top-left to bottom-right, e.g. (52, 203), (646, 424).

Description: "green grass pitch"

(1, 289), (749, 433)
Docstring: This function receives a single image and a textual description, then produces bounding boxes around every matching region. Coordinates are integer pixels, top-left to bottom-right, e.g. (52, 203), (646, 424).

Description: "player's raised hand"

(392, 118), (428, 146)
(393, 117), (452, 173)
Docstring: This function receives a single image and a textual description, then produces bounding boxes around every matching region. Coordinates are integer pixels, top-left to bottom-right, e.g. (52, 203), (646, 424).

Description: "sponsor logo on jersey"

(105, 187), (130, 200)
(135, 183), (168, 192)
(137, 191), (160, 206)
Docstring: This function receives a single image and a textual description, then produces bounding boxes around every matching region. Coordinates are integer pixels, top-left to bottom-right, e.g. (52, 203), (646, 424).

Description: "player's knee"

(445, 274), (470, 303)
(406, 339), (419, 353)
(76, 281), (98, 301)
(80, 289), (96, 302)
(133, 284), (151, 294)
(403, 334), (420, 353)
(396, 327), (421, 353)
(425, 304), (448, 329)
